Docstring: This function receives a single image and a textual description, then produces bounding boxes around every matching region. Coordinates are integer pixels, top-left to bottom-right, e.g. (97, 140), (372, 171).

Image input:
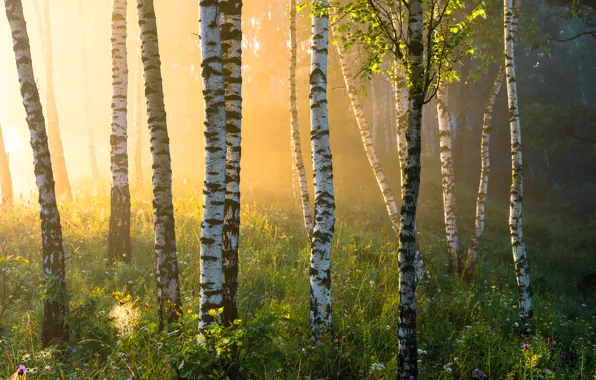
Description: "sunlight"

(3, 125), (22, 155)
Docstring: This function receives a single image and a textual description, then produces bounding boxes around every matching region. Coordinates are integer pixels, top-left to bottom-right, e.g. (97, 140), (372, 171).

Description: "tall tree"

(33, 0), (72, 201)
(436, 86), (462, 274)
(79, 0), (100, 182)
(220, 0), (243, 327)
(463, 64), (505, 282)
(0, 124), (13, 209)
(309, 0), (335, 344)
(133, 41), (144, 190)
(504, 0), (533, 333)
(137, 0), (181, 329)
(108, 0), (131, 264)
(334, 38), (400, 237)
(289, 0), (313, 237)
(4, 0), (68, 346)
(198, 0), (226, 333)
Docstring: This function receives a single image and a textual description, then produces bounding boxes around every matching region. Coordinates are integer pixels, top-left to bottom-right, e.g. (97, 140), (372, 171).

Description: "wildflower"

(385, 325), (391, 330)
(473, 368), (480, 377)
(26, 281), (33, 286)
(563, 352), (568, 361)
(409, 376), (415, 380)
(523, 343), (529, 349)
(370, 363), (385, 372)
(17, 364), (26, 375)
(547, 337), (552, 344)
(454, 356), (459, 361)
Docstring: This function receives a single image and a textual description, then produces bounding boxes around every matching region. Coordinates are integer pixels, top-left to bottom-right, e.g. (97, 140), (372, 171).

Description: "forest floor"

(0, 178), (594, 379)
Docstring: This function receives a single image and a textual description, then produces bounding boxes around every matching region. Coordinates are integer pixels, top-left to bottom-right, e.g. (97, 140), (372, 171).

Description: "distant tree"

(0, 124), (13, 209)
(463, 64), (505, 282)
(108, 0), (131, 264)
(4, 0), (68, 346)
(289, 0), (314, 238)
(436, 85), (462, 274)
(504, 0), (533, 334)
(133, 41), (144, 190)
(198, 0), (226, 333)
(220, 0), (243, 327)
(309, 0), (335, 344)
(78, 0), (100, 182)
(33, 0), (72, 201)
(137, 0), (181, 329)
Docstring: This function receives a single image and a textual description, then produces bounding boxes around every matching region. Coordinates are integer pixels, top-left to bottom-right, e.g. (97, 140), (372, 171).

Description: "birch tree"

(198, 0), (226, 332)
(137, 0), (181, 329)
(463, 64), (504, 282)
(436, 86), (462, 274)
(220, 0), (243, 327)
(108, 0), (131, 264)
(504, 0), (533, 333)
(133, 42), (144, 190)
(33, 0), (72, 201)
(4, 0), (68, 346)
(309, 0), (335, 344)
(0, 124), (13, 209)
(290, 0), (313, 237)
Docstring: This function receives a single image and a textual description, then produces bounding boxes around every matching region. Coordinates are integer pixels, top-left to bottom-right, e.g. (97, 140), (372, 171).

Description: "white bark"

(334, 38), (400, 237)
(108, 0), (131, 263)
(371, 78), (379, 143)
(504, 0), (533, 333)
(138, 0), (181, 329)
(464, 64), (504, 282)
(220, 0), (242, 327)
(134, 40), (144, 189)
(309, 0), (334, 343)
(198, 0), (226, 332)
(289, 0), (313, 237)
(436, 86), (461, 274)
(4, 0), (67, 346)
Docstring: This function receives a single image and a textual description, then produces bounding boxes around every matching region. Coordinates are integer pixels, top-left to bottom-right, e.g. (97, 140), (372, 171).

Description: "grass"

(0, 176), (594, 379)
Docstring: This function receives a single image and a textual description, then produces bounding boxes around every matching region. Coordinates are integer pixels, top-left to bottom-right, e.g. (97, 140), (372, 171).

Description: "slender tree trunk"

(137, 0), (181, 329)
(34, 0), (72, 201)
(220, 0), (242, 327)
(436, 86), (461, 275)
(504, 0), (533, 334)
(79, 0), (100, 182)
(134, 41), (144, 190)
(309, 0), (334, 343)
(371, 78), (379, 144)
(464, 64), (504, 282)
(108, 0), (131, 264)
(198, 0), (226, 333)
(334, 39), (400, 236)
(397, 0), (424, 376)
(393, 67), (408, 181)
(289, 0), (313, 237)
(4, 0), (68, 346)
(0, 124), (13, 209)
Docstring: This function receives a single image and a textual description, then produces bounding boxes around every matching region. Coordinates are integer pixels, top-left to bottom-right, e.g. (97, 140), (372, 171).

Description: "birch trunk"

(334, 39), (400, 236)
(34, 0), (72, 201)
(79, 0), (100, 182)
(220, 0), (242, 327)
(393, 67), (408, 181)
(463, 64), (504, 282)
(108, 0), (131, 264)
(309, 0), (334, 343)
(198, 0), (226, 332)
(504, 0), (533, 333)
(134, 41), (144, 190)
(371, 78), (379, 143)
(4, 0), (68, 346)
(289, 0), (313, 237)
(137, 0), (181, 329)
(397, 0), (424, 375)
(436, 86), (461, 275)
(0, 124), (13, 209)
